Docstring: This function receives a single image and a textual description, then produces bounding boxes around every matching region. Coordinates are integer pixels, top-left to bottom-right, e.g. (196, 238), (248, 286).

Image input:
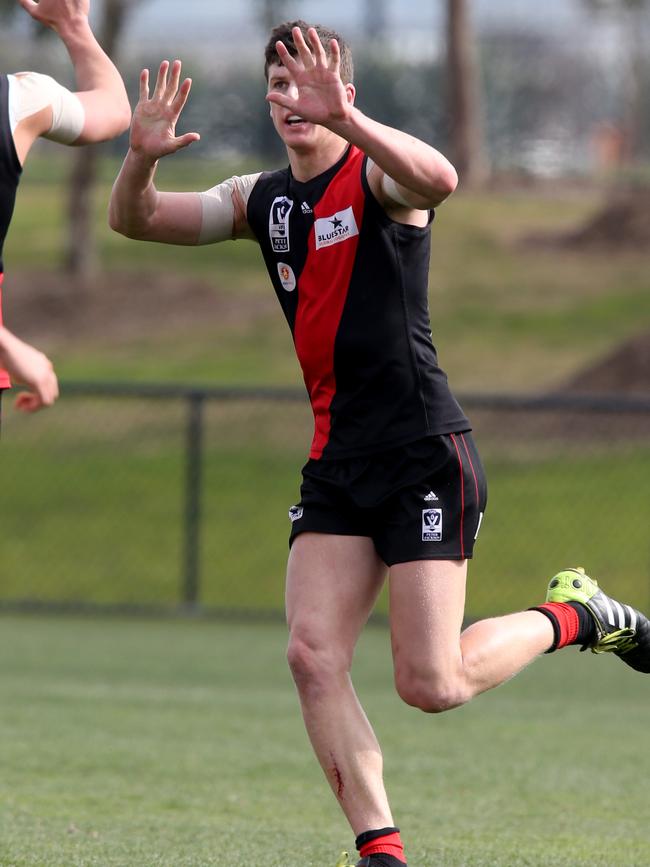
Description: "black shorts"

(288, 433), (488, 566)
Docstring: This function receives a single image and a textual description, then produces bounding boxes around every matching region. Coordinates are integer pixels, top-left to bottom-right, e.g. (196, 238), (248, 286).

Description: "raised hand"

(16, 0), (90, 32)
(266, 26), (352, 128)
(130, 60), (200, 162)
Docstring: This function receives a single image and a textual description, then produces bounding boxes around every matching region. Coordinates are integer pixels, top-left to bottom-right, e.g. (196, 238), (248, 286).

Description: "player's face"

(266, 63), (326, 152)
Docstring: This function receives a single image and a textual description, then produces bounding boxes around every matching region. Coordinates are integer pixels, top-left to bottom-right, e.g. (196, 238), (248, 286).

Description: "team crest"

(314, 206), (359, 250)
(277, 262), (296, 292)
(422, 508), (442, 542)
(269, 196), (294, 253)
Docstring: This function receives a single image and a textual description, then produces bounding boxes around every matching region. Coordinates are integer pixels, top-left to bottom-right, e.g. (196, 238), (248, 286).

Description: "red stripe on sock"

(537, 602), (580, 648)
(360, 831), (405, 860)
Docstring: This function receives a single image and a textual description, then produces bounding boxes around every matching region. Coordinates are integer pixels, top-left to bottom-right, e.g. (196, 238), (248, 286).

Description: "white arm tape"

(382, 173), (420, 208)
(366, 158), (425, 209)
(198, 173), (261, 244)
(8, 72), (85, 144)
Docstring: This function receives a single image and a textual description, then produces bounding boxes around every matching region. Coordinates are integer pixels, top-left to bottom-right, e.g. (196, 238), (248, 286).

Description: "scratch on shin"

(330, 752), (344, 798)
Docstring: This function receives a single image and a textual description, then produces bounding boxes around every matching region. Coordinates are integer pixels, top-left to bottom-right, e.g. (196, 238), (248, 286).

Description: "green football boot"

(546, 567), (650, 673)
(334, 853), (355, 867)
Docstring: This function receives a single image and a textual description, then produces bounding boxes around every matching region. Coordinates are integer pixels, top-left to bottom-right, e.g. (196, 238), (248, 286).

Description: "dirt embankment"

(3, 269), (273, 347)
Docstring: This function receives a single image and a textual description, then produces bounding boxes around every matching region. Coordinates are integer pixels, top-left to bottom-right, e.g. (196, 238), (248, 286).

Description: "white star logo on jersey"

(314, 206), (359, 250)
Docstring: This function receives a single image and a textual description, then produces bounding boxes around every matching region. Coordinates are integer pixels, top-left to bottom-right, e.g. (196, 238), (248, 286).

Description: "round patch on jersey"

(277, 262), (296, 292)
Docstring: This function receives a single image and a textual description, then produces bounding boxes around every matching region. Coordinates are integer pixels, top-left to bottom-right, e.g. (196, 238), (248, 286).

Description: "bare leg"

(286, 532), (391, 835)
(389, 560), (554, 712)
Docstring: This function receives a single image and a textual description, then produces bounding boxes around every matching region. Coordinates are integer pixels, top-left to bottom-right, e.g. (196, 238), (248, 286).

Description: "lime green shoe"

(546, 567), (650, 673)
(335, 853), (355, 867)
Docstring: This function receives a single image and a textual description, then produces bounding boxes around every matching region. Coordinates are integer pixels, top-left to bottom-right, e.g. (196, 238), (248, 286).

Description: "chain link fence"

(1, 383), (648, 621)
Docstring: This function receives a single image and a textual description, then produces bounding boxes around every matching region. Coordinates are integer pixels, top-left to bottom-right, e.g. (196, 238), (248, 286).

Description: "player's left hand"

(266, 26), (352, 128)
(129, 60), (200, 162)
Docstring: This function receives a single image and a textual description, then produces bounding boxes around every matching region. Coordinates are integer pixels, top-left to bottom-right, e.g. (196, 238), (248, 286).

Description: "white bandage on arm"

(198, 173), (261, 244)
(366, 158), (425, 209)
(382, 173), (421, 208)
(8, 72), (85, 144)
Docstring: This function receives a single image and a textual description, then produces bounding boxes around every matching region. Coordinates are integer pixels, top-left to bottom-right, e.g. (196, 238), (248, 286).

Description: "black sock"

(357, 856), (407, 867)
(570, 601), (597, 647)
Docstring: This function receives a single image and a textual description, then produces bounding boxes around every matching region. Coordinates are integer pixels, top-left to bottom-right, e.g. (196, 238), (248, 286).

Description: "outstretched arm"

(15, 0), (130, 150)
(0, 327), (59, 412)
(108, 60), (205, 244)
(267, 27), (458, 210)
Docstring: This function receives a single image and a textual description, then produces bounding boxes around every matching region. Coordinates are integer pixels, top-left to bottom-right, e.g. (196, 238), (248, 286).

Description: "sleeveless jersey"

(246, 144), (469, 460)
(0, 74), (23, 388)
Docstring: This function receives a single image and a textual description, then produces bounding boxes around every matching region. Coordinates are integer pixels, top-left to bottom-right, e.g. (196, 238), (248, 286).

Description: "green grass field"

(1, 614), (649, 867)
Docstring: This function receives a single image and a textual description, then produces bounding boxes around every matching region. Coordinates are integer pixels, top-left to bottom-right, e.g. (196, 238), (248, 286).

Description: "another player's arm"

(0, 326), (59, 412)
(12, 0), (131, 162)
(268, 26), (458, 213)
(109, 61), (257, 245)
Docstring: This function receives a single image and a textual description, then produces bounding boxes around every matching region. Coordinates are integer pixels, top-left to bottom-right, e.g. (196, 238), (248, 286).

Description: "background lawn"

(0, 615), (648, 867)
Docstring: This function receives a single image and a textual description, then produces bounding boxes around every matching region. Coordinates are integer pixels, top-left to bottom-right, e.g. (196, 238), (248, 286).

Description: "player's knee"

(395, 667), (468, 713)
(286, 631), (347, 693)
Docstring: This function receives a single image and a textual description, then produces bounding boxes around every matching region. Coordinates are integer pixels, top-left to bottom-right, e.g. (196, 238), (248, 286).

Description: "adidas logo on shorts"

(424, 491), (439, 501)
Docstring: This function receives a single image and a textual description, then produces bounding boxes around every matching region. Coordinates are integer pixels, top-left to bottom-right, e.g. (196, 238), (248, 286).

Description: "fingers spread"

(307, 27), (327, 65)
(17, 0), (38, 19)
(154, 61), (170, 100)
(174, 132), (201, 151)
(266, 91), (293, 111)
(292, 26), (315, 68)
(165, 59), (182, 104)
(328, 38), (341, 74)
(170, 75), (192, 115)
(139, 68), (150, 101)
(275, 40), (300, 74)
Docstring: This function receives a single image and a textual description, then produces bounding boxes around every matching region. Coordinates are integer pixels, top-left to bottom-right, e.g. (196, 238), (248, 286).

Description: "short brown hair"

(264, 20), (354, 84)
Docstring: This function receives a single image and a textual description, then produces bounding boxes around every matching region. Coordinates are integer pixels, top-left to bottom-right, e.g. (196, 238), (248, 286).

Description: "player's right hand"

(17, 0), (90, 32)
(130, 60), (200, 162)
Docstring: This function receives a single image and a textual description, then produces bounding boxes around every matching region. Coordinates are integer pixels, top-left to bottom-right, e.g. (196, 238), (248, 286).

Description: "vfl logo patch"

(269, 196), (293, 253)
(277, 262), (296, 292)
(422, 508), (442, 542)
(314, 206), (359, 250)
(288, 505), (304, 523)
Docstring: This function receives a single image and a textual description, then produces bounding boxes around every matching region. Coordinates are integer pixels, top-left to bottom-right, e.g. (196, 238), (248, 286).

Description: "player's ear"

(345, 83), (356, 105)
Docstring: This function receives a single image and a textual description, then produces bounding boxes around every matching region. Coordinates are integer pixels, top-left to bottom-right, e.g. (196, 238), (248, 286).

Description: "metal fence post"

(182, 391), (205, 612)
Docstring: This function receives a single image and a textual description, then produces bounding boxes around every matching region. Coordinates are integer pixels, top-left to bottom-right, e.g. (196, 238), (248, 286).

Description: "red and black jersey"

(246, 144), (469, 460)
(0, 74), (23, 388)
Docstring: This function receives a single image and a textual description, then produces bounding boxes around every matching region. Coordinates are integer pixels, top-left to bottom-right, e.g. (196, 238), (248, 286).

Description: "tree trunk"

(365, 0), (388, 44)
(446, 0), (489, 188)
(65, 0), (129, 283)
(258, 0), (291, 34)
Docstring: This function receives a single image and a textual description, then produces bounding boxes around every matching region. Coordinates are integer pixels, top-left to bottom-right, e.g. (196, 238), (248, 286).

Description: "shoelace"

(582, 627), (638, 655)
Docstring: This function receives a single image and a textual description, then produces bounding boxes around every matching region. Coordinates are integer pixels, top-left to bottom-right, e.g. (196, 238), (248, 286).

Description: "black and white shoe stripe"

(586, 590), (650, 673)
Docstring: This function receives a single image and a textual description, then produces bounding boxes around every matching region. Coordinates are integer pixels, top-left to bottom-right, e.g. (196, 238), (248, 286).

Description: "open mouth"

(286, 115), (306, 127)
